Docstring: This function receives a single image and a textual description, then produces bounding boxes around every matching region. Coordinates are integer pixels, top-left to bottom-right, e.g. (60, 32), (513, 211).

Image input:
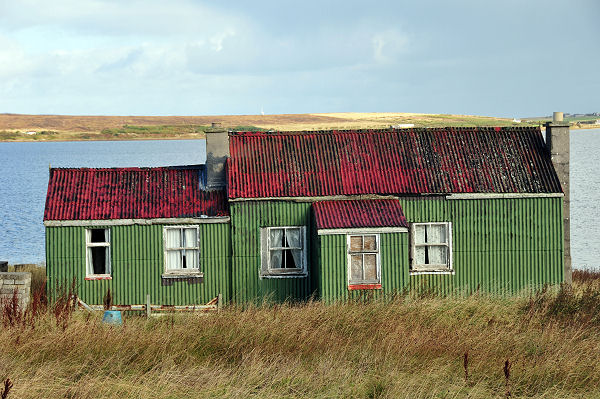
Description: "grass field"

(0, 112), (546, 142)
(1, 269), (600, 398)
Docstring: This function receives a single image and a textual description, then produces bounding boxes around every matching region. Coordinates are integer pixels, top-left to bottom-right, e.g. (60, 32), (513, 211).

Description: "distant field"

(0, 112), (545, 142)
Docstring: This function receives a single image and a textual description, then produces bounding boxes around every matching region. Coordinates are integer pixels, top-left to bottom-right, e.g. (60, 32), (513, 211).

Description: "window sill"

(162, 272), (203, 279)
(85, 275), (112, 281)
(348, 283), (382, 290)
(260, 272), (308, 279)
(410, 270), (454, 276)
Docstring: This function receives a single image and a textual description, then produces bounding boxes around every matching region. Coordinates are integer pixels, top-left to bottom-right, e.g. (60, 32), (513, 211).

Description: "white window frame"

(346, 233), (381, 286)
(410, 222), (453, 274)
(162, 225), (202, 277)
(85, 228), (111, 278)
(260, 226), (308, 278)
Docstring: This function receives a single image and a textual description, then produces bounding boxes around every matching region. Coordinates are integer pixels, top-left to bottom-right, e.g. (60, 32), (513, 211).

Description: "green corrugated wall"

(318, 233), (409, 302)
(230, 201), (313, 303)
(47, 197), (564, 305)
(317, 197), (564, 300)
(46, 223), (231, 305)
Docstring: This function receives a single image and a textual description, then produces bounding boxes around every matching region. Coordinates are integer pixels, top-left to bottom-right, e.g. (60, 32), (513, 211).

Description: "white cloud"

(372, 29), (409, 64)
(0, 36), (35, 78)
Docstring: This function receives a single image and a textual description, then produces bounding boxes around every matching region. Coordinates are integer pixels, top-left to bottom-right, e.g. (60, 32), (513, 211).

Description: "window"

(86, 228), (111, 279)
(411, 222), (452, 273)
(260, 226), (307, 277)
(347, 234), (381, 288)
(163, 226), (201, 275)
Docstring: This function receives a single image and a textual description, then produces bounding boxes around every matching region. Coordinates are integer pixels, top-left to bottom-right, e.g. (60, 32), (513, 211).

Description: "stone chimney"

(205, 123), (229, 189)
(545, 112), (571, 283)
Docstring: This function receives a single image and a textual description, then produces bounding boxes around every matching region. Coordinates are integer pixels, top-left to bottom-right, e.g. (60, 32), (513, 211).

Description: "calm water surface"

(0, 131), (599, 269)
(0, 139), (205, 264)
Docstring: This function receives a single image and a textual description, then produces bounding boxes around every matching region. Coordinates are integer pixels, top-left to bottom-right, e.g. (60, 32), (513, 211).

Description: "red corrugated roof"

(228, 127), (562, 199)
(313, 199), (408, 229)
(44, 166), (228, 221)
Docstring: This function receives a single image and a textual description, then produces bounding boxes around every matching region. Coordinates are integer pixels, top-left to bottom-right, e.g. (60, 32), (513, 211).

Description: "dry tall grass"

(0, 271), (599, 398)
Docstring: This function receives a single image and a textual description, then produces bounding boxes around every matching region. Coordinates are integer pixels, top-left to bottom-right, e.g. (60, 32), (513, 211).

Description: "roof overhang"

(44, 216), (230, 227)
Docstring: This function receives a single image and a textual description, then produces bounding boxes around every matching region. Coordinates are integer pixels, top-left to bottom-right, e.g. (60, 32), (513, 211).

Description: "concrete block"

(0, 272), (31, 280)
(13, 280), (26, 285)
(0, 287), (18, 295)
(2, 280), (14, 285)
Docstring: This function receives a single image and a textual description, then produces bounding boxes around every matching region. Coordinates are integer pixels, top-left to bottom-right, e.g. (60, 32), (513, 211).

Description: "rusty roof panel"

(44, 166), (228, 221)
(227, 127), (562, 198)
(313, 199), (408, 230)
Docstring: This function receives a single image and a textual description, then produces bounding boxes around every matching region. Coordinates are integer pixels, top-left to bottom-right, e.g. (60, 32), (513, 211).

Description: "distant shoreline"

(1, 112), (597, 142)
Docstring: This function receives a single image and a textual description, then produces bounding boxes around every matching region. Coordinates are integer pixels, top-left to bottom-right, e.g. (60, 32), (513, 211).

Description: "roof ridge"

(230, 126), (541, 137)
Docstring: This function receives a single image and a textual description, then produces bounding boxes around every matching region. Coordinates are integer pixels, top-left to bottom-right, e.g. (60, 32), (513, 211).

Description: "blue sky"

(0, 0), (598, 117)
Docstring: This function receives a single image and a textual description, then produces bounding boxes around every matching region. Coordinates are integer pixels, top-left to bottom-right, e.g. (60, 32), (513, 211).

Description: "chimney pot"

(553, 112), (563, 123)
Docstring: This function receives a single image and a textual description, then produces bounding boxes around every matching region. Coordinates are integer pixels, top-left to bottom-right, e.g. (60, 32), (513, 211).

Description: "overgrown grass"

(0, 271), (599, 398)
(100, 124), (209, 137)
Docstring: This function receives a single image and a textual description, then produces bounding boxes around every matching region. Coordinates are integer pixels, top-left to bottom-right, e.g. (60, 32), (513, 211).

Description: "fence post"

(146, 294), (151, 318)
(217, 293), (222, 312)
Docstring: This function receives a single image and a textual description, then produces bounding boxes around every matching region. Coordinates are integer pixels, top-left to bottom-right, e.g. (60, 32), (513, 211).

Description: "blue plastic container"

(102, 310), (123, 325)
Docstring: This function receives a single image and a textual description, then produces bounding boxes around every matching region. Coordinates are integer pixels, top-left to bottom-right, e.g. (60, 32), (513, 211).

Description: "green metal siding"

(230, 201), (313, 303)
(316, 197), (563, 299)
(400, 197), (563, 295)
(318, 233), (409, 303)
(46, 223), (231, 306)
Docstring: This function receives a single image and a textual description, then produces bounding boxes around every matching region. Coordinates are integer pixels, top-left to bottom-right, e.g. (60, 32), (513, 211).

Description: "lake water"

(0, 139), (206, 265)
(0, 131), (599, 269)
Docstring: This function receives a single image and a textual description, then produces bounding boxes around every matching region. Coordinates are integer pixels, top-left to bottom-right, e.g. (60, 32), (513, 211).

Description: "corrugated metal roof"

(313, 199), (408, 229)
(228, 127), (562, 198)
(44, 165), (228, 221)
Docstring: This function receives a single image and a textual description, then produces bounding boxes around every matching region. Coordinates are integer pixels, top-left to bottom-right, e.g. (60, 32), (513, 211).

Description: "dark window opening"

(86, 228), (110, 276)
(90, 228), (105, 243)
(283, 249), (296, 268)
(91, 246), (107, 274)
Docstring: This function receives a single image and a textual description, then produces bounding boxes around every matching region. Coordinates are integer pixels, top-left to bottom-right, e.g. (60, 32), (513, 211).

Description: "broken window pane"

(283, 249), (298, 269)
(90, 229), (106, 243)
(86, 228), (110, 276)
(90, 247), (107, 274)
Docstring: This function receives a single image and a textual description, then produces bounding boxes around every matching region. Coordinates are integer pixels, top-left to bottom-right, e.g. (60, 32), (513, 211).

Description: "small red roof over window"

(228, 127), (562, 199)
(313, 199), (408, 230)
(44, 166), (228, 221)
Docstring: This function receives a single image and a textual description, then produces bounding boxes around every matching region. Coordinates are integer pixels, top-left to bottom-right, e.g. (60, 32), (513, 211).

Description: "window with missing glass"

(347, 234), (380, 286)
(260, 226), (307, 277)
(163, 226), (201, 275)
(85, 228), (111, 278)
(410, 222), (452, 273)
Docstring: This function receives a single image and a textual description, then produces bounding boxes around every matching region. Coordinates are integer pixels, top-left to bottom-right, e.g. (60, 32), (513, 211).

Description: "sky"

(0, 0), (598, 118)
